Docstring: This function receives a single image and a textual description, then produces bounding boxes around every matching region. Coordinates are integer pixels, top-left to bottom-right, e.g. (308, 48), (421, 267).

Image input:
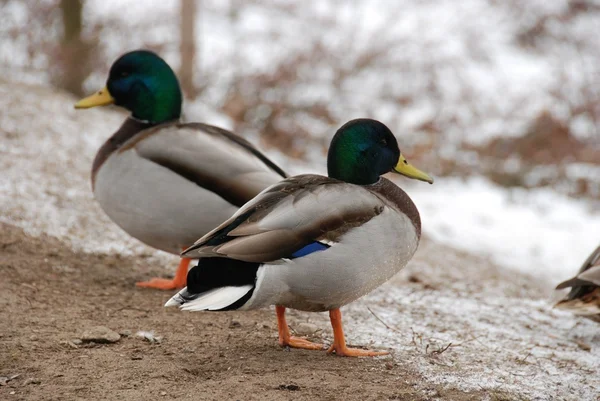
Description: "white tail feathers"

(165, 285), (253, 311)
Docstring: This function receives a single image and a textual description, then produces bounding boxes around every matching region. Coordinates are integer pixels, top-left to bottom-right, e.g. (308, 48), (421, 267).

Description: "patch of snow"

(349, 285), (600, 400)
(405, 176), (600, 283)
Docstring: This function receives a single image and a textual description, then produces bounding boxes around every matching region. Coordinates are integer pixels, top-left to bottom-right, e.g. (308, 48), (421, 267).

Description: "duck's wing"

(127, 122), (287, 207)
(181, 174), (387, 262)
(577, 245), (600, 274)
(556, 245), (600, 289)
(578, 265), (600, 287)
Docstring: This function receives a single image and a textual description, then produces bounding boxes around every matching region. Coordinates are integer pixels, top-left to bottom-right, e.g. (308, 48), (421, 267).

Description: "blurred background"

(1, 0), (599, 278)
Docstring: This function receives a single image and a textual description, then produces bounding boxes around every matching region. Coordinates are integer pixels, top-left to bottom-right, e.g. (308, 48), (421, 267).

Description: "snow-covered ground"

(1, 81), (599, 400)
(409, 176), (600, 283)
(345, 268), (600, 400)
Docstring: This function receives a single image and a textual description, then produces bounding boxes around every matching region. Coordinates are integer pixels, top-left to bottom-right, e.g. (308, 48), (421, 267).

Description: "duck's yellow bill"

(74, 86), (114, 109)
(393, 154), (434, 184)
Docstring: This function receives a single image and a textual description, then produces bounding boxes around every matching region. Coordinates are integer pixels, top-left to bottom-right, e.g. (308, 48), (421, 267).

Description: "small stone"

(160, 391), (167, 396)
(20, 283), (37, 292)
(229, 320), (241, 329)
(71, 339), (82, 345)
(81, 326), (120, 344)
(136, 330), (162, 344)
(60, 340), (79, 349)
(131, 355), (143, 360)
(293, 322), (320, 336)
(277, 384), (300, 391)
(24, 378), (41, 385)
(0, 374), (18, 386)
(119, 329), (132, 337)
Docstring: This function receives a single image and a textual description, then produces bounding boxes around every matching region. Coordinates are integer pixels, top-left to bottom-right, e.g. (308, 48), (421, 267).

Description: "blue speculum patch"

(289, 242), (330, 259)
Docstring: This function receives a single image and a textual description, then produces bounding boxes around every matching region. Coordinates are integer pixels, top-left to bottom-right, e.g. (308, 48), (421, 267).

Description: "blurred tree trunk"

(179, 0), (197, 99)
(58, 0), (89, 96)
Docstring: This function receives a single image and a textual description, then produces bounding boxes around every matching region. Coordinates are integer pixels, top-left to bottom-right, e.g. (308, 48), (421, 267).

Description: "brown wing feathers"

(182, 175), (385, 262)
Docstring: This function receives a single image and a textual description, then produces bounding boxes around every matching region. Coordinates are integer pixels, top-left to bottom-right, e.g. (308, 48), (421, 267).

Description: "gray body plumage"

(93, 119), (286, 254)
(169, 176), (421, 312)
(245, 205), (418, 311)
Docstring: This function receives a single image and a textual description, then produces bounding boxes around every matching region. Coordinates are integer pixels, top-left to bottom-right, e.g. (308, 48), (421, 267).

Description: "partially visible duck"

(75, 50), (286, 290)
(555, 245), (600, 322)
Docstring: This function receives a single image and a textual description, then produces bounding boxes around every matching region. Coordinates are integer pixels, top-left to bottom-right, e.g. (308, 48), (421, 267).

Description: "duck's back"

(93, 119), (286, 254)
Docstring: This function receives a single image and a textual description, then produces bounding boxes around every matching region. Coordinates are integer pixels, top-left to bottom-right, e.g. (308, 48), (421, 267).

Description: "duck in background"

(166, 118), (434, 356)
(74, 50), (286, 290)
(555, 245), (600, 322)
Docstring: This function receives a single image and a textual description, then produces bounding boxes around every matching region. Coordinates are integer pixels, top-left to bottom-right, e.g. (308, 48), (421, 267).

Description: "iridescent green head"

(327, 119), (434, 185)
(75, 50), (182, 124)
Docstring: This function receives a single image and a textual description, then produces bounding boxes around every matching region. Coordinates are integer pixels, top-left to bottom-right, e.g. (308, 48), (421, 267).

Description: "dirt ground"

(0, 222), (501, 401)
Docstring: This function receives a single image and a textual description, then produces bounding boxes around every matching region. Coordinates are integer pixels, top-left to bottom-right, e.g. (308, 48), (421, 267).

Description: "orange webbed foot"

(326, 308), (388, 357)
(276, 306), (325, 351)
(135, 277), (184, 290)
(280, 336), (325, 351)
(136, 257), (190, 290)
(326, 344), (388, 357)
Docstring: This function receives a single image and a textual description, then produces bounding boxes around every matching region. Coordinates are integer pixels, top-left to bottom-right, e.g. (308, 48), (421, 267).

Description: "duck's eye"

(120, 71), (129, 78)
(380, 138), (388, 146)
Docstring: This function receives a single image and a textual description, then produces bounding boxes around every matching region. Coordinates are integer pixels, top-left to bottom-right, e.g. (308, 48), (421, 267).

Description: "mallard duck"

(555, 245), (600, 322)
(74, 50), (286, 290)
(166, 118), (433, 356)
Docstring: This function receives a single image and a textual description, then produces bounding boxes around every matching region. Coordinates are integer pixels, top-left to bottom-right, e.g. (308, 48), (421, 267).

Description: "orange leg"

(136, 257), (190, 290)
(326, 308), (388, 357)
(276, 306), (324, 350)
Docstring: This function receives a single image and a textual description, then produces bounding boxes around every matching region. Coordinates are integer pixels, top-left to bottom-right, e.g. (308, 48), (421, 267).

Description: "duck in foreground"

(166, 119), (433, 356)
(74, 50), (286, 290)
(555, 245), (600, 322)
